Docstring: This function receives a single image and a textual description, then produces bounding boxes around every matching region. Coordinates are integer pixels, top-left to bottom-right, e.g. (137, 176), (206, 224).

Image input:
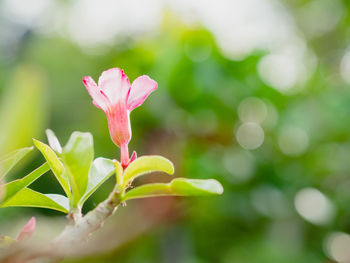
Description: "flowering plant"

(0, 68), (223, 261)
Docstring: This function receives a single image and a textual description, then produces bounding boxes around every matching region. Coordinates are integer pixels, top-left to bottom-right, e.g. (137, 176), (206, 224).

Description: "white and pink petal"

(98, 68), (130, 105)
(127, 75), (157, 111)
(83, 76), (110, 111)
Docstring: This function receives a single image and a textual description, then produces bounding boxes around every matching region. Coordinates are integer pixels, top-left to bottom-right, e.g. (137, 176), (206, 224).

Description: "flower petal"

(98, 68), (130, 105)
(128, 75), (157, 111)
(83, 76), (110, 111)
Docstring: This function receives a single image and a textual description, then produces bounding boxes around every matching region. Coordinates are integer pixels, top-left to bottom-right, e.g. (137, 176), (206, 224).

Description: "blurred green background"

(2, 0), (350, 262)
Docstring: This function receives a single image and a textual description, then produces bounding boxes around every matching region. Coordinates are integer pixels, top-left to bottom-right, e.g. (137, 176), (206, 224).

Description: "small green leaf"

(115, 160), (123, 186)
(61, 132), (94, 207)
(122, 178), (223, 201)
(1, 162), (50, 204)
(33, 139), (70, 197)
(79, 158), (115, 206)
(0, 147), (33, 179)
(122, 156), (174, 188)
(46, 129), (62, 153)
(1, 188), (69, 213)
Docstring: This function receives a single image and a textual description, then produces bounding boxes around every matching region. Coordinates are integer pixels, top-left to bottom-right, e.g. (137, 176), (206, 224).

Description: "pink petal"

(127, 75), (157, 111)
(83, 76), (110, 111)
(106, 102), (131, 147)
(17, 217), (36, 241)
(98, 68), (130, 105)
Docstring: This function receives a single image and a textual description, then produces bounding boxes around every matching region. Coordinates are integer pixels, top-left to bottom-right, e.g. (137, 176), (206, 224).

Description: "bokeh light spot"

(238, 97), (267, 124)
(295, 188), (334, 225)
(258, 53), (299, 92)
(325, 232), (350, 263)
(223, 149), (255, 183)
(236, 122), (264, 150)
(340, 51), (350, 84)
(278, 127), (309, 156)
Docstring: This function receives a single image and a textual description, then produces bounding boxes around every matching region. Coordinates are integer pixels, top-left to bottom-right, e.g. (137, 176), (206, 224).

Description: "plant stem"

(120, 143), (129, 168)
(4, 186), (124, 262)
(53, 186), (121, 250)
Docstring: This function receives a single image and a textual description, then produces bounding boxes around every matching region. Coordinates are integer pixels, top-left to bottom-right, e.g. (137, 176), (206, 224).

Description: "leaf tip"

(45, 129), (62, 153)
(32, 139), (44, 150)
(158, 156), (175, 175)
(212, 179), (224, 195)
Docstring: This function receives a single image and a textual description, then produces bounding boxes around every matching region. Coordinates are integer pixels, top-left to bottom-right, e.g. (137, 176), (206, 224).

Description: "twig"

(1, 186), (122, 263)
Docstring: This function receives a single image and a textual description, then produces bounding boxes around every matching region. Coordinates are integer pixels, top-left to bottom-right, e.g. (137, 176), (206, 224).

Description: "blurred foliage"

(2, 1), (350, 262)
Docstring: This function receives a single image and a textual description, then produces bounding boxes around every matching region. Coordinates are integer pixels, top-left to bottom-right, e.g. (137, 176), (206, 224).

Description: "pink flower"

(17, 217), (36, 241)
(83, 68), (157, 167)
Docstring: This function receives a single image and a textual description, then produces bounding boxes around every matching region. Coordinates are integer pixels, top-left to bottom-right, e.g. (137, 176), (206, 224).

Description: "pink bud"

(129, 151), (137, 163)
(16, 217), (36, 241)
(83, 68), (157, 167)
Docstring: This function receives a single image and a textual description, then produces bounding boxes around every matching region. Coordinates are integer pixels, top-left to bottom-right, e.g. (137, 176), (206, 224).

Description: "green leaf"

(79, 158), (115, 206)
(122, 156), (175, 188)
(0, 162), (50, 204)
(115, 160), (123, 186)
(122, 178), (224, 201)
(1, 188), (69, 213)
(0, 147), (33, 179)
(33, 139), (70, 197)
(61, 132), (94, 207)
(45, 129), (62, 153)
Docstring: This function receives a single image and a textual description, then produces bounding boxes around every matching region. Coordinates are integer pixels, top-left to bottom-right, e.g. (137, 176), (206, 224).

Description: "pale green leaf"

(122, 178), (224, 201)
(61, 132), (94, 207)
(0, 147), (33, 179)
(33, 139), (70, 197)
(1, 162), (49, 204)
(45, 194), (70, 211)
(79, 158), (115, 206)
(45, 129), (62, 153)
(122, 156), (174, 188)
(1, 188), (69, 213)
(115, 160), (123, 186)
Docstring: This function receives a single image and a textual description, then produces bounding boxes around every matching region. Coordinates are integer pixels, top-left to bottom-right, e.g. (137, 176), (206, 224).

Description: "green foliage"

(0, 161), (68, 213)
(0, 147), (33, 179)
(120, 155), (222, 201)
(0, 132), (115, 213)
(61, 132), (94, 207)
(33, 139), (70, 197)
(0, 162), (49, 204)
(34, 131), (116, 208)
(1, 188), (69, 213)
(45, 129), (62, 153)
(34, 131), (117, 209)
(0, 130), (223, 216)
(121, 155), (175, 188)
(122, 178), (223, 201)
(114, 160), (123, 186)
(0, 144), (70, 213)
(79, 157), (115, 206)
